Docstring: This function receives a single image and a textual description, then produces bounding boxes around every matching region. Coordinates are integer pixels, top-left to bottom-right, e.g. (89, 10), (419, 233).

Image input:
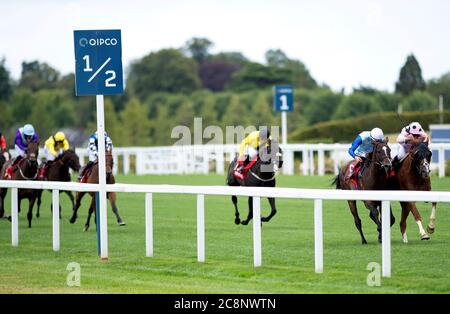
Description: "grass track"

(0, 174), (449, 293)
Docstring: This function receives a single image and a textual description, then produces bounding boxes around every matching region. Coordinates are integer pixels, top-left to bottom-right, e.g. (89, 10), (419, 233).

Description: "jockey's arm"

(45, 137), (57, 156)
(63, 139), (70, 151)
(239, 136), (250, 157)
(0, 135), (6, 151)
(348, 135), (362, 158)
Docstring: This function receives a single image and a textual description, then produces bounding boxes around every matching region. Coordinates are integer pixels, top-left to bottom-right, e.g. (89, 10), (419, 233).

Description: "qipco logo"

(79, 37), (118, 47)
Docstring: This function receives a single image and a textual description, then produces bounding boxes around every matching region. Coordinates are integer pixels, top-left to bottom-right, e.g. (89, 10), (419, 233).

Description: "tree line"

(1, 37), (450, 147)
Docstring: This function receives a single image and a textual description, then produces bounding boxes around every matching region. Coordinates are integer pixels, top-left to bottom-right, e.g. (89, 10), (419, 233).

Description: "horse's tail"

(332, 171), (341, 189)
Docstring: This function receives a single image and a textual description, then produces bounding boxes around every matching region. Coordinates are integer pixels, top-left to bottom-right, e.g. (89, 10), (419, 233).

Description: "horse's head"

(371, 138), (392, 176)
(259, 139), (283, 173)
(61, 149), (81, 172)
(105, 150), (114, 176)
(410, 141), (432, 178)
(25, 141), (39, 164)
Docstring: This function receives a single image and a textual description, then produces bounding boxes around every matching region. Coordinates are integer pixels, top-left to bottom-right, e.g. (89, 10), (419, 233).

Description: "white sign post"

(74, 29), (124, 260)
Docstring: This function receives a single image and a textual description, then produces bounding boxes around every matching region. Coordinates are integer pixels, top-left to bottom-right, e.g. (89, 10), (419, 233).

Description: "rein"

(18, 159), (38, 180)
(249, 169), (278, 182)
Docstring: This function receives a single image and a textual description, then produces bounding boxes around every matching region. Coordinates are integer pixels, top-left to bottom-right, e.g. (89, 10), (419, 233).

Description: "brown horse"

(390, 140), (435, 242)
(69, 150), (125, 231)
(333, 140), (395, 244)
(0, 141), (40, 227)
(36, 149), (81, 218)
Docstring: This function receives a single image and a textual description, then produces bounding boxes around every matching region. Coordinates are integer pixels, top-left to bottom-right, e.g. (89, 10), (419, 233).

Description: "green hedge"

(290, 110), (450, 142)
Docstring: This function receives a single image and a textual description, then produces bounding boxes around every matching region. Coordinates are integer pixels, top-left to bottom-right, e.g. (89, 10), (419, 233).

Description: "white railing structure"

(8, 143), (450, 177)
(2, 180), (450, 278)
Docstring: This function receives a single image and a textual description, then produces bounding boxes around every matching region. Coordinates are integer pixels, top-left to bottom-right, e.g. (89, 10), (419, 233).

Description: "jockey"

(6, 124), (39, 178)
(43, 131), (69, 162)
(347, 127), (385, 179)
(393, 122), (430, 165)
(0, 131), (8, 161)
(233, 127), (271, 180)
(12, 124), (39, 165)
(39, 131), (70, 178)
(78, 131), (113, 180)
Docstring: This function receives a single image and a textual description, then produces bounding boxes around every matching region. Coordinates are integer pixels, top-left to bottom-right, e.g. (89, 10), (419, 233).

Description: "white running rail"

(1, 180), (449, 278)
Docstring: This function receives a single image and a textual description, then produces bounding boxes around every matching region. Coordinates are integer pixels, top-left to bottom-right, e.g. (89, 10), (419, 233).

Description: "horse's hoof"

(427, 225), (435, 234)
(84, 226), (89, 232)
(241, 220), (249, 226)
(421, 234), (430, 240)
(7, 216), (11, 222)
(234, 218), (240, 225)
(362, 240), (368, 245)
(118, 221), (126, 226)
(261, 217), (268, 222)
(69, 217), (76, 224)
(36, 214), (40, 218)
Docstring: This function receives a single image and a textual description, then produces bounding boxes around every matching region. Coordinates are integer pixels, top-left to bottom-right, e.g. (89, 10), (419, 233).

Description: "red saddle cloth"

(79, 162), (97, 183)
(38, 165), (47, 180)
(4, 159), (24, 179)
(347, 160), (362, 189)
(234, 158), (258, 180)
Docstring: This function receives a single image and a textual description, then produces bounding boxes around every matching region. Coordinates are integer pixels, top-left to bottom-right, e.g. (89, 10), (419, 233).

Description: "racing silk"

(44, 135), (69, 157)
(239, 131), (272, 156)
(14, 128), (39, 151)
(0, 133), (6, 150)
(348, 131), (374, 158)
(88, 133), (113, 155)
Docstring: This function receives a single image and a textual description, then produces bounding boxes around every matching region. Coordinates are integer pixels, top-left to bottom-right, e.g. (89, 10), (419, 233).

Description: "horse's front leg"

(27, 195), (37, 228)
(399, 202), (410, 243)
(409, 202), (430, 240)
(0, 188), (5, 218)
(36, 190), (42, 218)
(232, 195), (240, 225)
(261, 197), (277, 222)
(108, 192), (125, 226)
(427, 202), (437, 234)
(70, 191), (85, 224)
(84, 196), (95, 232)
(241, 196), (253, 225)
(366, 201), (382, 243)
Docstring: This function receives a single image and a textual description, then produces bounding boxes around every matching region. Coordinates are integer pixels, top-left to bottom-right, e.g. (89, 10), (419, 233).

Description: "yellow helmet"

(54, 131), (66, 142)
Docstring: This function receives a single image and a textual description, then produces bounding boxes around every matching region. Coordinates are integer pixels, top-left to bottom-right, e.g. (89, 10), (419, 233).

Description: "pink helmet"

(407, 122), (423, 135)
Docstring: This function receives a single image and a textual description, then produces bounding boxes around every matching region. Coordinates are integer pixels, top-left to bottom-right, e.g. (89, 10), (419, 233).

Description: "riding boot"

(5, 156), (22, 178)
(233, 157), (247, 180)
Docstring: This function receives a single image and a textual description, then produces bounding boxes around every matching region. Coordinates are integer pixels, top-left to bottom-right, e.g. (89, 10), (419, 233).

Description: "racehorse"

(69, 150), (125, 231)
(333, 139), (395, 244)
(0, 150), (10, 173)
(0, 141), (40, 227)
(226, 140), (283, 225)
(35, 149), (81, 218)
(390, 140), (435, 242)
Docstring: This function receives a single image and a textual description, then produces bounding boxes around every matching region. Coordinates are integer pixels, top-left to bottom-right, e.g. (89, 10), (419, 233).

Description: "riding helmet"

(23, 124), (35, 136)
(370, 127), (384, 141)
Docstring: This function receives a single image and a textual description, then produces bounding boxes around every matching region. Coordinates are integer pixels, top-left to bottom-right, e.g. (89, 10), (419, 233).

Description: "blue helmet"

(23, 124), (35, 136)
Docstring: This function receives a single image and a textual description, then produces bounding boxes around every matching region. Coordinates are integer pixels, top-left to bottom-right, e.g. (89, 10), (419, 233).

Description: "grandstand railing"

(1, 180), (449, 278)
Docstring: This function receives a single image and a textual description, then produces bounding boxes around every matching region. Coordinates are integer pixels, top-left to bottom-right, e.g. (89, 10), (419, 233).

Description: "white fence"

(8, 143), (450, 177)
(2, 180), (450, 277)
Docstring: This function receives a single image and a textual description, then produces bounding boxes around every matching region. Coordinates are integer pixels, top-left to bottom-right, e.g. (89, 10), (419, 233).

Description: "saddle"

(78, 161), (97, 183)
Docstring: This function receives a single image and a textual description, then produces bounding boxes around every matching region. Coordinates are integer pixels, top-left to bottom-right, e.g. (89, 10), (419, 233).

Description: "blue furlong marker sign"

(74, 29), (124, 96)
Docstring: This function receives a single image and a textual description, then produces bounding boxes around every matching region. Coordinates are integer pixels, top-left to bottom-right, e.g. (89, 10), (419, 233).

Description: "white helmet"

(370, 127), (384, 142)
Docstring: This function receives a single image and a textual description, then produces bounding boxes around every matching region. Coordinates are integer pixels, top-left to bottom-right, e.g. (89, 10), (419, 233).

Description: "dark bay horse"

(0, 141), (40, 227)
(36, 149), (81, 218)
(334, 140), (395, 244)
(69, 150), (125, 231)
(226, 140), (283, 225)
(390, 140), (435, 242)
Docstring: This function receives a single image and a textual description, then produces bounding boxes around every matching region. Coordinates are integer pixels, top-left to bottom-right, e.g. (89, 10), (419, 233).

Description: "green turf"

(0, 174), (449, 293)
